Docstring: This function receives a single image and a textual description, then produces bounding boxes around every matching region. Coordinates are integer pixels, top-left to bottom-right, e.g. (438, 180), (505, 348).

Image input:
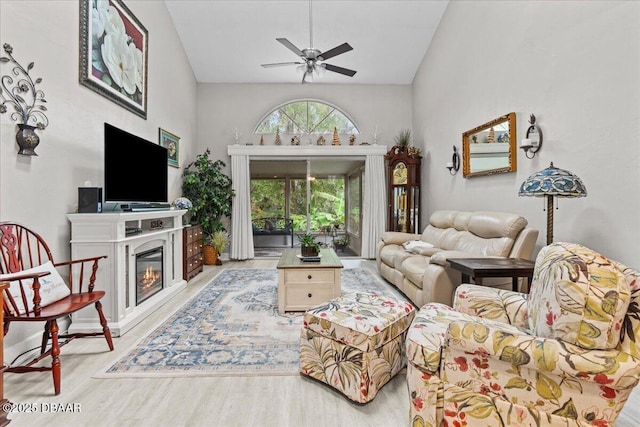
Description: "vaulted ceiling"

(164, 0), (449, 84)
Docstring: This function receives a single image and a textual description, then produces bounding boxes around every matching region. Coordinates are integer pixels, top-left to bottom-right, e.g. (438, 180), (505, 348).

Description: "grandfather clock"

(386, 145), (422, 233)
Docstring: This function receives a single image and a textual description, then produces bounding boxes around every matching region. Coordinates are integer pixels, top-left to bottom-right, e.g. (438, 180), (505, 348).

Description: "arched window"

(254, 99), (359, 135)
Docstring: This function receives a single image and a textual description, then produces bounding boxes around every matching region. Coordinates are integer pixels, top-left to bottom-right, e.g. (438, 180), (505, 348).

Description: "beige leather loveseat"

(376, 210), (538, 307)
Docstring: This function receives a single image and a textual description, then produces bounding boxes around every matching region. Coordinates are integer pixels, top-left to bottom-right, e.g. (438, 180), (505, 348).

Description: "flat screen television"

(104, 123), (168, 206)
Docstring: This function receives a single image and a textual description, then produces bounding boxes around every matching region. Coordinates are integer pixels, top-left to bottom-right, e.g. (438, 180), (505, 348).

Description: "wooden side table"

(448, 258), (535, 293)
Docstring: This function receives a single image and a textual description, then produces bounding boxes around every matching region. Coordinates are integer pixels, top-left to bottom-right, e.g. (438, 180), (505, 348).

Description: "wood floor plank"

(3, 259), (638, 426)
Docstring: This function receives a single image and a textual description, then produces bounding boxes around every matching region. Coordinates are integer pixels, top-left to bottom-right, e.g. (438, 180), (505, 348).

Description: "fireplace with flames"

(136, 247), (163, 305)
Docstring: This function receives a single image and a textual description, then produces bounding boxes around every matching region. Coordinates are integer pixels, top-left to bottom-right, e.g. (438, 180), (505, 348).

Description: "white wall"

(413, 0), (640, 267)
(196, 83), (413, 164)
(0, 0), (198, 357)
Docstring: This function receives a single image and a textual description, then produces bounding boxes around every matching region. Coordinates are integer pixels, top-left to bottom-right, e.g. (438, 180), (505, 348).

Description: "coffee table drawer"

(285, 283), (336, 309)
(285, 269), (335, 283)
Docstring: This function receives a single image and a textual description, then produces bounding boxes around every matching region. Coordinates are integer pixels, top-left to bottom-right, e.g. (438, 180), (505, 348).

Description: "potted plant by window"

(182, 149), (234, 265)
(333, 234), (350, 252)
(298, 233), (320, 257)
(211, 231), (229, 265)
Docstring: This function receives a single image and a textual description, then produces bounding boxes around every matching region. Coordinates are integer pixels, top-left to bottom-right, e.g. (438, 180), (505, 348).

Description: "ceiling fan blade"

(318, 43), (353, 61)
(276, 38), (305, 57)
(261, 62), (303, 68)
(324, 63), (357, 77)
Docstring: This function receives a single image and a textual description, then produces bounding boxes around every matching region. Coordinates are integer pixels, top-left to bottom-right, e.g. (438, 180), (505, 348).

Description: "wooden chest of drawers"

(183, 224), (203, 281)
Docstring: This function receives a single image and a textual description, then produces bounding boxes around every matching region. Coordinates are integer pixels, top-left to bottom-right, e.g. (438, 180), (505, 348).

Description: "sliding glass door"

(250, 159), (363, 254)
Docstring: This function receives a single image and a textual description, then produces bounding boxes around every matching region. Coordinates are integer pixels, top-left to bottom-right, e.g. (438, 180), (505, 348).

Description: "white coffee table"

(276, 248), (343, 314)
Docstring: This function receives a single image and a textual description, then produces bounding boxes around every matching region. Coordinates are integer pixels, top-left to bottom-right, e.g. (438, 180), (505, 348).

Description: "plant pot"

(203, 245), (218, 265)
(16, 124), (40, 156)
(301, 245), (319, 257)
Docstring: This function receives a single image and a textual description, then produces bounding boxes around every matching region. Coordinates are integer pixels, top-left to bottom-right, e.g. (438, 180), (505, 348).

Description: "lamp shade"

(518, 162), (587, 245)
(518, 162), (587, 198)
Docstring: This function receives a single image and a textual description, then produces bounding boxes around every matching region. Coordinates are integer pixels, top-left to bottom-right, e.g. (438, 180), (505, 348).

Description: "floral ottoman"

(299, 292), (416, 403)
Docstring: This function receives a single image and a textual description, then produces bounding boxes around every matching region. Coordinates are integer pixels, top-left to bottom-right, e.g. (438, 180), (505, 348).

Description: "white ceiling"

(164, 0), (449, 84)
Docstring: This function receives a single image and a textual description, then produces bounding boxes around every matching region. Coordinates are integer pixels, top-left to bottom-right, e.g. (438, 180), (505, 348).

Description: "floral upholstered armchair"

(406, 242), (640, 426)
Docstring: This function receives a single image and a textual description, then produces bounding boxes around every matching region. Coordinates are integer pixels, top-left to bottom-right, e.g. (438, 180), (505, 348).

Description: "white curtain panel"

(361, 154), (387, 259)
(230, 154), (254, 260)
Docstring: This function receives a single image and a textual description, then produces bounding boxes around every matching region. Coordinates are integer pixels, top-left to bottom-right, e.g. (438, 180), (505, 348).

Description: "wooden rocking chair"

(0, 222), (114, 395)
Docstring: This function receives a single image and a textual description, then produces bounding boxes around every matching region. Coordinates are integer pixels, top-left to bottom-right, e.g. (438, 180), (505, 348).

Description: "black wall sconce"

(446, 145), (460, 175)
(520, 114), (542, 159)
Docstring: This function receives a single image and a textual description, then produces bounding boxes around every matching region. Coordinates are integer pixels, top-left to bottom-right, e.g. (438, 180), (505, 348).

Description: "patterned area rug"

(97, 268), (407, 378)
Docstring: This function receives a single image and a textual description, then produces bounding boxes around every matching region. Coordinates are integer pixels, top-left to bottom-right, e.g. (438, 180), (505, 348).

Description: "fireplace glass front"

(136, 247), (163, 305)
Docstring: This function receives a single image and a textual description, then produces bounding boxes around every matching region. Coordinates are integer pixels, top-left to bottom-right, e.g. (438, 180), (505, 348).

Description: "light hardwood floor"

(4, 258), (639, 426)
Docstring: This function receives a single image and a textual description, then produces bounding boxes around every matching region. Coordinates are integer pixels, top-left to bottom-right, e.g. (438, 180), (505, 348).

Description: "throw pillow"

(1, 261), (71, 315)
(403, 240), (434, 254)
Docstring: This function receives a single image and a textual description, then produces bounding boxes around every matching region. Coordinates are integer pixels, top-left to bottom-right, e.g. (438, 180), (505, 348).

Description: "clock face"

(393, 163), (407, 185)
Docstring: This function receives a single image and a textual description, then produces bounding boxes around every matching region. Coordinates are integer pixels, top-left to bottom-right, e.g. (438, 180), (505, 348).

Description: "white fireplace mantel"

(67, 210), (187, 336)
(227, 143), (388, 158)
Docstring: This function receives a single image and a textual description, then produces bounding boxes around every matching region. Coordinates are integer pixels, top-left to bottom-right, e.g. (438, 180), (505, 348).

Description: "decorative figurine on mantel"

(487, 127), (495, 143)
(259, 135), (264, 145)
(291, 135), (300, 145)
(316, 135), (326, 145)
(349, 134), (356, 145)
(274, 128), (281, 145)
(332, 127), (340, 145)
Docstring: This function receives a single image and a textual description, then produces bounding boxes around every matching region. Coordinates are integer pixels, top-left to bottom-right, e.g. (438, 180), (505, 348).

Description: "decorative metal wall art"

(0, 43), (49, 156)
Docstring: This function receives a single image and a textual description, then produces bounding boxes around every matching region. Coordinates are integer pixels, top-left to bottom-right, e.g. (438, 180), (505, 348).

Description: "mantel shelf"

(227, 144), (388, 157)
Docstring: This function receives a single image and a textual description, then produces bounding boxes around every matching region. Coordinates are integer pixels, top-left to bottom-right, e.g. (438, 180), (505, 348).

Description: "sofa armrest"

(445, 320), (636, 387)
(380, 231), (417, 245)
(453, 284), (529, 328)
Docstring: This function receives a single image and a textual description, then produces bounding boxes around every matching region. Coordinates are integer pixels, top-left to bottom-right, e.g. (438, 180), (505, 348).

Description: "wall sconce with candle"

(520, 114), (542, 159)
(446, 145), (460, 175)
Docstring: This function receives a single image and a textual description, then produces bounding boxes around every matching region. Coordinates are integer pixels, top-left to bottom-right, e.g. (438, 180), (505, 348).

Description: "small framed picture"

(159, 128), (180, 167)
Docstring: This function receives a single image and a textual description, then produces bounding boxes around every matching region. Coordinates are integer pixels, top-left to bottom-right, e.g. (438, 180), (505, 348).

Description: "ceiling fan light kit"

(261, 0), (357, 83)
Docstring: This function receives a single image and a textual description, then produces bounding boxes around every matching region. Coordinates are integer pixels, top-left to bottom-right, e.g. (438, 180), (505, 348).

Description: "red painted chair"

(0, 222), (113, 395)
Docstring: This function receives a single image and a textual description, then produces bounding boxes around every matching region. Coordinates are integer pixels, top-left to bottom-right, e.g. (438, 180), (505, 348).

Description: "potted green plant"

(333, 234), (350, 252)
(182, 148), (234, 265)
(211, 230), (229, 265)
(394, 129), (412, 150)
(297, 233), (320, 257)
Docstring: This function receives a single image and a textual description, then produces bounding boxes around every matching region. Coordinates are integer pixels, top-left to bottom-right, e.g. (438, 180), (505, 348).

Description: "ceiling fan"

(261, 0), (357, 83)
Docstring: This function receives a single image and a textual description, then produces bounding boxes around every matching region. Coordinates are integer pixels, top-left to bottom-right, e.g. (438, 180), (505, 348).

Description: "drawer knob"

(308, 293), (312, 298)
(307, 275), (312, 280)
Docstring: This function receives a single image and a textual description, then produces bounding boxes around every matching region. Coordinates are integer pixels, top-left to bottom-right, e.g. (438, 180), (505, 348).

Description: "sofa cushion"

(528, 242), (630, 350)
(402, 256), (430, 289)
(428, 210), (458, 229)
(454, 232), (515, 257)
(379, 244), (404, 267)
(467, 211), (527, 240)
(422, 226), (461, 250)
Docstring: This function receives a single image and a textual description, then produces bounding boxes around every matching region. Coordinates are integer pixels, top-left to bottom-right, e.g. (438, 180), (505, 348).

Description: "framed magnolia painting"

(79, 0), (148, 119)
(159, 128), (180, 167)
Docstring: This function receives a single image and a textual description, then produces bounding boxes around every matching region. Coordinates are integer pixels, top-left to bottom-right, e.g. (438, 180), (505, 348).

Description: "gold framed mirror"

(462, 112), (517, 178)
